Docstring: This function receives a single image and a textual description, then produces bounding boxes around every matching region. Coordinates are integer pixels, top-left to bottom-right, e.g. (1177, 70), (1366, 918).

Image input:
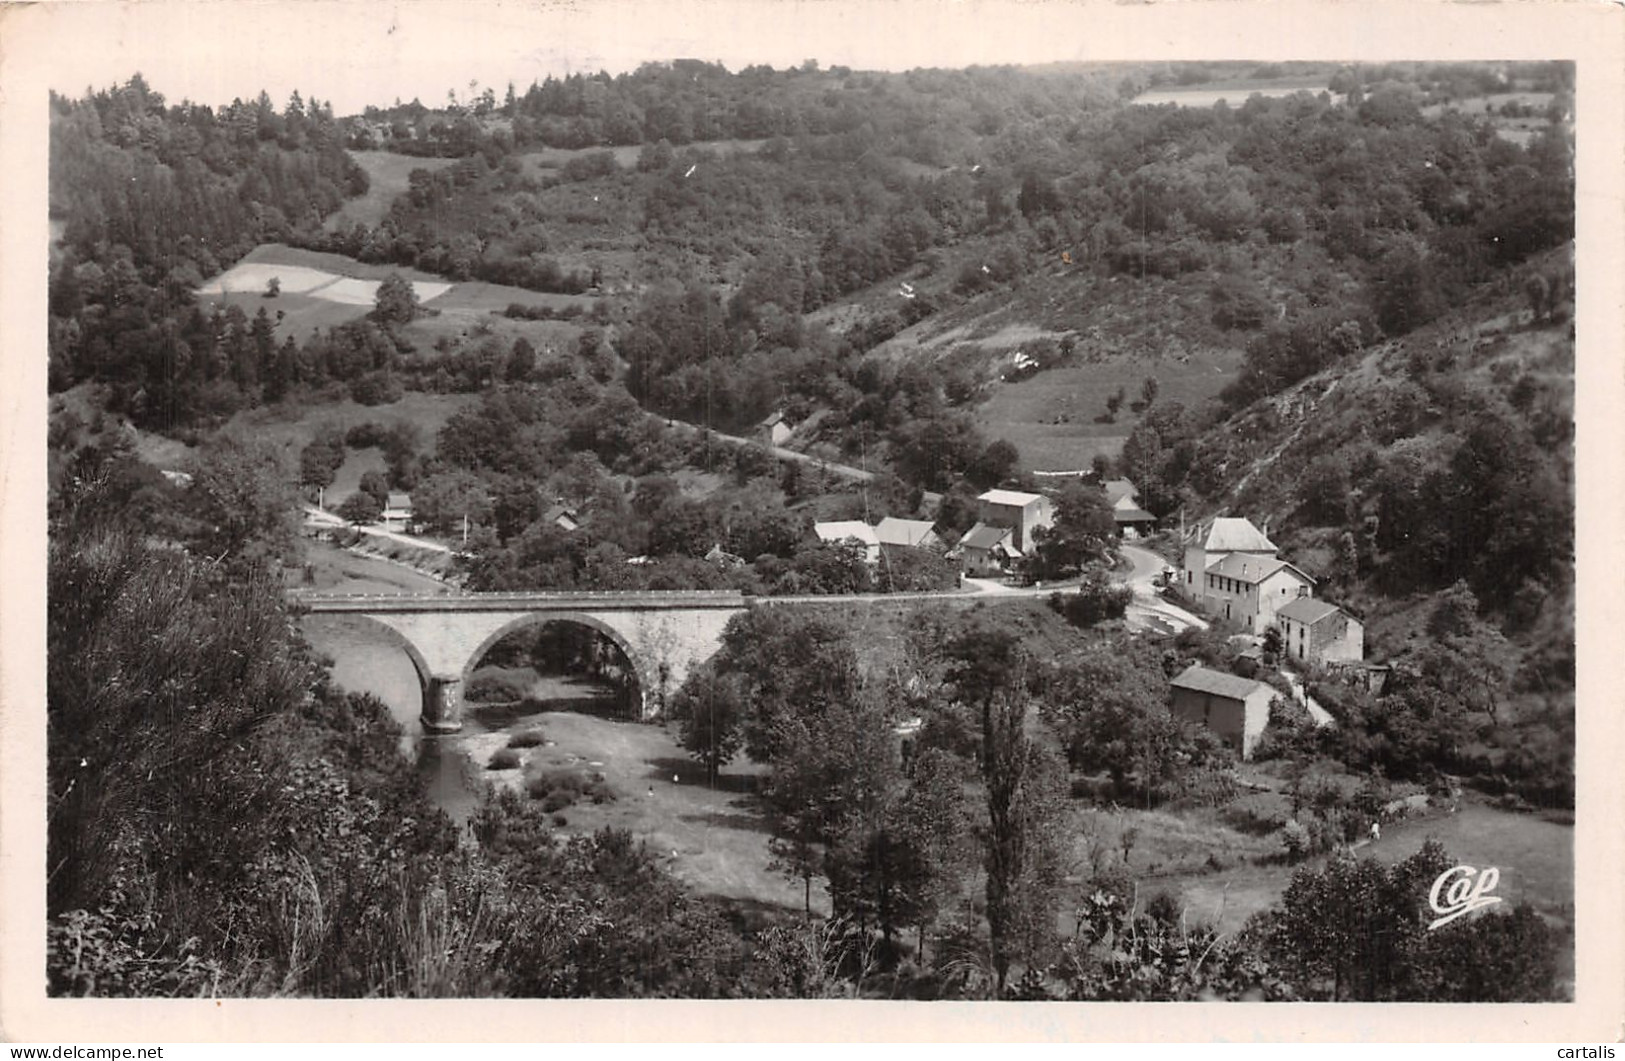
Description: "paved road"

(304, 505), (453, 554)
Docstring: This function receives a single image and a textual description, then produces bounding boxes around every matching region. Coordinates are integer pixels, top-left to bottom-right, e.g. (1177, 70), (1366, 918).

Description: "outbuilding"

(1168, 664), (1279, 760)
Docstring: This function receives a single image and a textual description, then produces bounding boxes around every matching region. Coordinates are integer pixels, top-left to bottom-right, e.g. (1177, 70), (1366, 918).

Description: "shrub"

(507, 728), (547, 749)
(488, 748), (522, 771)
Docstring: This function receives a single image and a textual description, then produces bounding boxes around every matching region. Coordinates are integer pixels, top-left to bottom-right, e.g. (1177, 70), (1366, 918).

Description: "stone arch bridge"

(291, 590), (747, 732)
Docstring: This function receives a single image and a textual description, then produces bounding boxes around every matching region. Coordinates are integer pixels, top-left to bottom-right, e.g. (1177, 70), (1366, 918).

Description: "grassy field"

(977, 351), (1243, 471)
(1133, 78), (1333, 108)
(227, 390), (478, 457)
(459, 698), (817, 913)
(517, 137), (769, 176)
(325, 151), (457, 231)
(1155, 798), (1572, 941)
(292, 536), (452, 595)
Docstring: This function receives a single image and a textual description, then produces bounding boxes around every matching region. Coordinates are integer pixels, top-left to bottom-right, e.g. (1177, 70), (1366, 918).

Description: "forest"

(44, 61), (1574, 1000)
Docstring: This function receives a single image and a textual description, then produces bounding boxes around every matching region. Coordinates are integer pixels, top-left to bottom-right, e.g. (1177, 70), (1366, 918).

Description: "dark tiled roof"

(1207, 553), (1314, 585)
(961, 522), (1014, 550)
(1170, 664), (1272, 701)
(1277, 597), (1343, 625)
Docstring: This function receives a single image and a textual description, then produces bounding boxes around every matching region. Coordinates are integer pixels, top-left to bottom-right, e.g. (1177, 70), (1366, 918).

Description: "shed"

(1168, 664), (1278, 760)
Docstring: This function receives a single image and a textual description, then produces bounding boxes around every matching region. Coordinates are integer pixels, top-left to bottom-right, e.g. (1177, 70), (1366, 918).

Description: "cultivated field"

(195, 242), (595, 344)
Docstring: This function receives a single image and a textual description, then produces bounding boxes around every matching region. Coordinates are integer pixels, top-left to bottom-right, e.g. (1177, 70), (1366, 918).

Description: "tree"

(671, 666), (748, 786)
(372, 272), (419, 326)
(1140, 376), (1160, 407)
(1415, 581), (1516, 726)
(338, 490), (384, 525)
(1029, 480), (1117, 579)
(945, 625), (1067, 995)
(505, 337), (536, 382)
(187, 432), (298, 568)
(1042, 638), (1183, 804)
(357, 469), (390, 505)
(264, 277), (280, 298)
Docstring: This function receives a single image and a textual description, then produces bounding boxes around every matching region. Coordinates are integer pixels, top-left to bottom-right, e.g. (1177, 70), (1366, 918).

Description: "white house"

(382, 492), (413, 527)
(1181, 517), (1314, 632)
(976, 489), (1054, 554)
(813, 520), (882, 564)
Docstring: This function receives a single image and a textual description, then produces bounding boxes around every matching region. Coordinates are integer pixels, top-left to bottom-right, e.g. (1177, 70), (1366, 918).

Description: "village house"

(813, 520), (882, 564)
(1102, 478), (1158, 538)
(1168, 664), (1279, 761)
(382, 492), (413, 528)
(1276, 597), (1365, 665)
(1181, 517), (1314, 632)
(874, 516), (942, 553)
(957, 523), (1020, 577)
(976, 488), (1053, 553)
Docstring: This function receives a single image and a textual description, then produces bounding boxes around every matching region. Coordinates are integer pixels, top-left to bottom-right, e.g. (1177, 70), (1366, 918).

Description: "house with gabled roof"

(813, 520), (881, 564)
(1180, 516), (1314, 632)
(757, 410), (794, 447)
(976, 488), (1053, 554)
(874, 516), (941, 552)
(1277, 597), (1364, 665)
(958, 522), (1021, 577)
(1169, 664), (1279, 760)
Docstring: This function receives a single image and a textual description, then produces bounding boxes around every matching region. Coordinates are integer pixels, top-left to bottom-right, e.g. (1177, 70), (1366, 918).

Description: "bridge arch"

(305, 611), (435, 718)
(462, 611), (660, 719)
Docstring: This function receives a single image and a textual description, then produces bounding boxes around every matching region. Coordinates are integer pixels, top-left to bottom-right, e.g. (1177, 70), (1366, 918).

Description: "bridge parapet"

(293, 590), (748, 613)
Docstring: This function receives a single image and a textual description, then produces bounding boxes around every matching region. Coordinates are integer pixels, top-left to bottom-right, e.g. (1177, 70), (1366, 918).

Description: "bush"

(488, 748), (522, 770)
(507, 728), (547, 749)
(526, 766), (616, 809)
(465, 670), (532, 703)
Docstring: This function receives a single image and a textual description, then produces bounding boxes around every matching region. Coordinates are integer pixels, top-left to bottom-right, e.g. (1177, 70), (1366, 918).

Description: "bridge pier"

(422, 675), (465, 734)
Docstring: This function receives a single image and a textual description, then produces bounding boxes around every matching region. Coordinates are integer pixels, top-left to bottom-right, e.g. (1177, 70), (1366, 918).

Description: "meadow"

(323, 150), (458, 231)
(976, 351), (1243, 471)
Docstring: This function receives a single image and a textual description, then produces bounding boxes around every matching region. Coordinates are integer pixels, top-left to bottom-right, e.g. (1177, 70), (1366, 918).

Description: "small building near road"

(1277, 597), (1365, 665)
(383, 492), (413, 527)
(1169, 664), (1279, 761)
(976, 488), (1054, 554)
(958, 522), (1021, 577)
(874, 516), (941, 553)
(813, 520), (882, 564)
(757, 411), (795, 447)
(1102, 478), (1157, 537)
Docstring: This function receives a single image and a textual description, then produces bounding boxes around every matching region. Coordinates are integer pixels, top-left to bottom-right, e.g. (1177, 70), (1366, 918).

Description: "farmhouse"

(813, 520), (882, 564)
(1168, 664), (1279, 761)
(976, 488), (1053, 554)
(1277, 597), (1365, 665)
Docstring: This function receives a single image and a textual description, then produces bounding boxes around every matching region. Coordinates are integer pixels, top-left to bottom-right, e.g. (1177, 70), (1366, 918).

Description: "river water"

(300, 611), (628, 825)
